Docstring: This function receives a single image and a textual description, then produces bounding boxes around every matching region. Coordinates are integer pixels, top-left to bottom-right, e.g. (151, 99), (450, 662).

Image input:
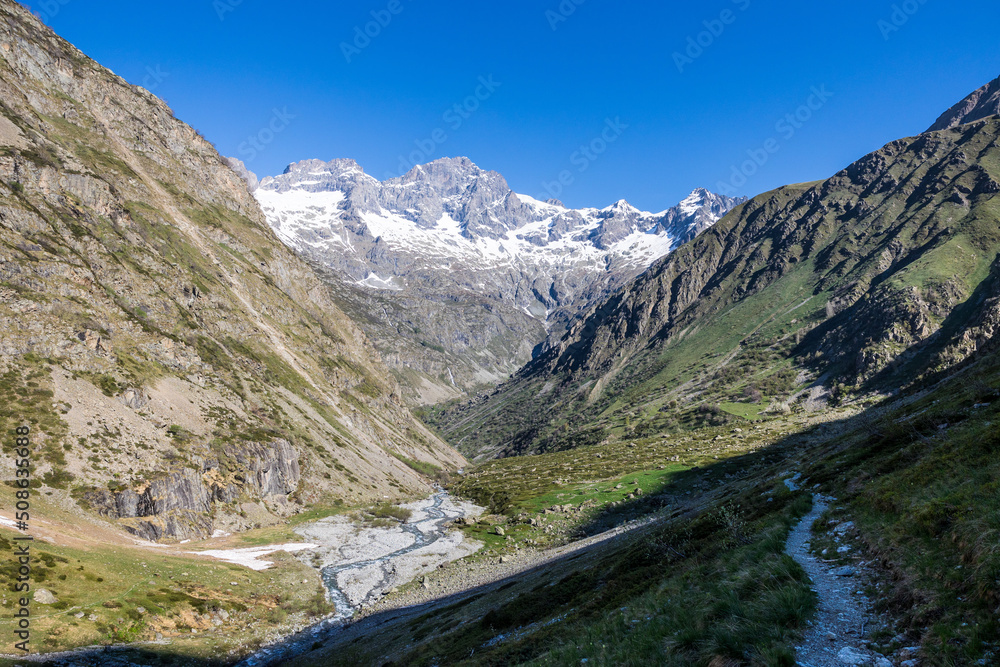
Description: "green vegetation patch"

(719, 401), (769, 421)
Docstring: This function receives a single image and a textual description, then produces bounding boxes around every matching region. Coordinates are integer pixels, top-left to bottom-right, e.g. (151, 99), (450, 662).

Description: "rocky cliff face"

(255, 157), (743, 402)
(85, 439), (301, 540)
(434, 82), (1000, 461)
(0, 0), (464, 540)
(927, 74), (1000, 132)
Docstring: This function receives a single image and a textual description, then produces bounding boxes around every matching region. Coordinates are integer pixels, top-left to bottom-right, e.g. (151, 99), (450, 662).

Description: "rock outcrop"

(84, 439), (301, 540)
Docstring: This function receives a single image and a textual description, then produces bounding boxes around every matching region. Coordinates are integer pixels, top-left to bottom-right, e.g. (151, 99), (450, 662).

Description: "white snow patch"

(678, 189), (706, 217)
(188, 543), (318, 571)
(358, 273), (404, 291)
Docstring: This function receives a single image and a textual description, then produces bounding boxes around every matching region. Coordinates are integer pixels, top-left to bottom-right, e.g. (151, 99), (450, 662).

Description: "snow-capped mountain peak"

(252, 156), (745, 325)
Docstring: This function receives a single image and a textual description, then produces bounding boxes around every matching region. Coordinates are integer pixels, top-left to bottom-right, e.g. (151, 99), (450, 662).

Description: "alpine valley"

(0, 2), (1000, 666)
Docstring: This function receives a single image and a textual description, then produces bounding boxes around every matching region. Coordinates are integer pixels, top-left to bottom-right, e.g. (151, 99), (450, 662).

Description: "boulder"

(837, 647), (870, 665)
(34, 589), (57, 604)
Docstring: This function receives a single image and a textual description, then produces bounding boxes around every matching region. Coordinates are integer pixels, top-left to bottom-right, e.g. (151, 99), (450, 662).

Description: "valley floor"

(6, 364), (1000, 666)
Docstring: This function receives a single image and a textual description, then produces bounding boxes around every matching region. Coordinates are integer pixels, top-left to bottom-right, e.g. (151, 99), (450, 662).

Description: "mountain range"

(251, 156), (743, 402)
(3, 0), (1000, 662)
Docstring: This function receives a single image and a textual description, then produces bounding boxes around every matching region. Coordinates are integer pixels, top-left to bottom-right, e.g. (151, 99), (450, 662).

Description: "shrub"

(371, 504), (412, 523)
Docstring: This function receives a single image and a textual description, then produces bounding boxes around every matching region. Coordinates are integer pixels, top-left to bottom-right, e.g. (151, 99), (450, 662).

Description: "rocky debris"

(76, 329), (110, 353)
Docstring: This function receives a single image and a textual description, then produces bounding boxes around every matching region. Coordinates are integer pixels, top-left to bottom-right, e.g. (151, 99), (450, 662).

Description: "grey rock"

(837, 647), (870, 665)
(832, 566), (857, 577)
(833, 521), (855, 535)
(119, 387), (150, 410)
(33, 588), (57, 604)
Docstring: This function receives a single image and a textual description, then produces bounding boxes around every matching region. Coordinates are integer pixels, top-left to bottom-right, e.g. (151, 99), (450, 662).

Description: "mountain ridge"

(0, 0), (463, 541)
(430, 80), (1000, 460)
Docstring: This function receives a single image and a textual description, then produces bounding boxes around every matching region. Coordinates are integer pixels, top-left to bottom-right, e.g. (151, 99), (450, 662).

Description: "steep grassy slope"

(431, 111), (1000, 461)
(0, 0), (463, 541)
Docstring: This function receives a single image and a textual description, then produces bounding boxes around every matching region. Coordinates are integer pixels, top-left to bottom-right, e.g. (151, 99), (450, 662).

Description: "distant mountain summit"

(257, 156), (743, 312)
(254, 157), (744, 402)
(927, 74), (1000, 132)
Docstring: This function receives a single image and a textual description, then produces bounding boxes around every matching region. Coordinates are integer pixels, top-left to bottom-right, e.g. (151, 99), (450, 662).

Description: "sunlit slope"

(431, 118), (1000, 460)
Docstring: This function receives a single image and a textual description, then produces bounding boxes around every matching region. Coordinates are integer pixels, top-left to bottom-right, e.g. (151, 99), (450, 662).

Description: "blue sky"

(29, 0), (1000, 210)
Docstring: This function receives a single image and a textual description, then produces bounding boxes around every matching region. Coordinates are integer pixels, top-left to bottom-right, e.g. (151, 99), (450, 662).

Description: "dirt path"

(786, 493), (891, 667)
